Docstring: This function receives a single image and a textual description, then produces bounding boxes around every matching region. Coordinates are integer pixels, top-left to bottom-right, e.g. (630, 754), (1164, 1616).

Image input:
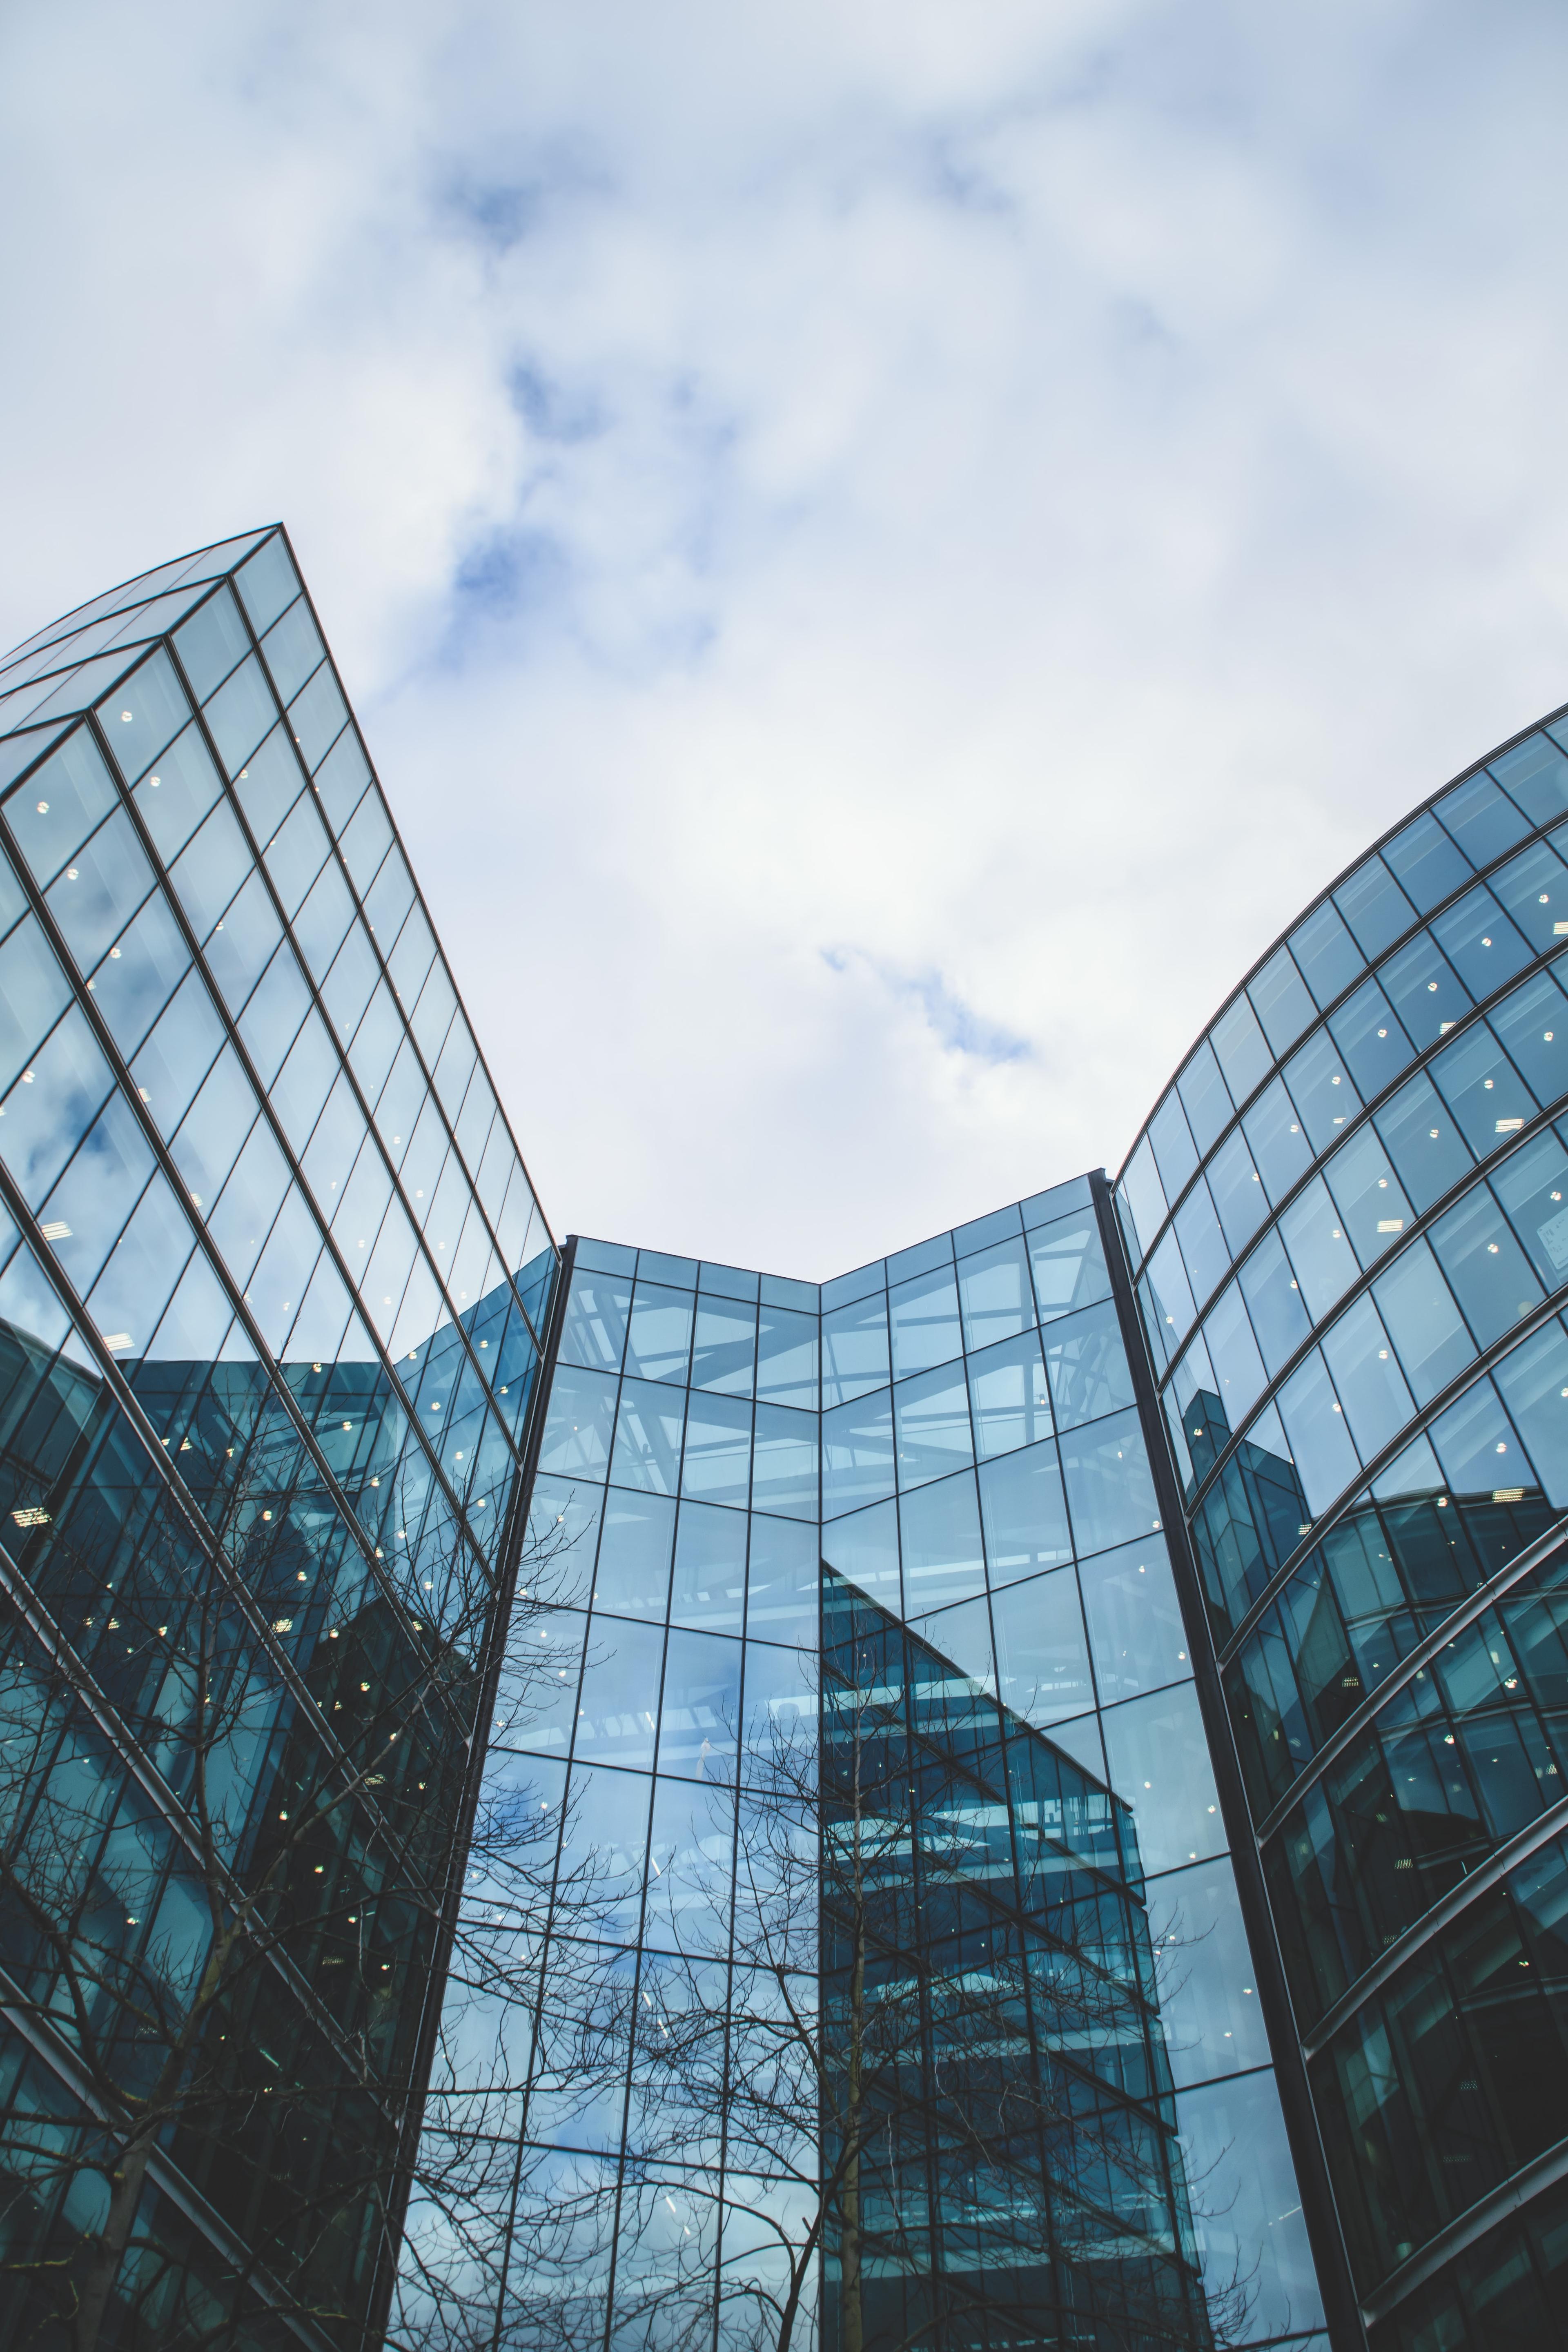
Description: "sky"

(4, 1), (1568, 1280)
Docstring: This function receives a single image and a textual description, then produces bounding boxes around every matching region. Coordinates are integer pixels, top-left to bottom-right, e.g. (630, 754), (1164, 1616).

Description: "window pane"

(691, 1292), (755, 1395)
(1205, 1127), (1269, 1256)
(1176, 1038), (1232, 1153)
(1431, 884), (1532, 999)
(1209, 991), (1273, 1104)
(1334, 854), (1415, 960)
(1079, 1536), (1188, 1704)
(172, 583), (249, 702)
(1028, 1209), (1111, 1322)
(1490, 837), (1568, 956)
(1279, 1177), (1359, 1322)
(132, 721), (221, 864)
(1383, 808), (1472, 911)
(1319, 1293), (1413, 1464)
(86, 886), (192, 1060)
(1249, 944), (1316, 1058)
(680, 1392), (751, 1507)
(611, 1375), (685, 1495)
(755, 1304), (817, 1409)
(97, 649), (189, 784)
(2, 1007), (115, 1209)
(259, 596), (325, 703)
(1381, 929), (1472, 1051)
(821, 1291), (889, 1404)
(967, 1330), (1052, 1461)
(1372, 1238), (1472, 1407)
(1274, 1352), (1359, 1515)
(1290, 898), (1363, 1010)
(129, 967), (225, 1134)
(593, 1489), (675, 1619)
(627, 1280), (693, 1385)
(1238, 1228), (1312, 1377)
(957, 1234), (1034, 1352)
(750, 1402), (817, 1520)
(821, 1388), (895, 1517)
(894, 1361), (973, 1488)
(1148, 1087), (1198, 1200)
(1374, 1069), (1473, 1213)
(1428, 1184), (1544, 1350)
(1488, 969), (1568, 1111)
(889, 1261), (962, 1376)
(1242, 1074), (1313, 1205)
(1323, 1123), (1414, 1270)
(1430, 1023), (1535, 1158)
(1494, 1125), (1568, 1290)
(1283, 1027), (1359, 1156)
(203, 653), (278, 777)
(1043, 1298), (1136, 1433)
(1327, 976), (1414, 1104)
(978, 1439), (1070, 1581)
(1433, 771), (1532, 869)
(899, 1468), (984, 1613)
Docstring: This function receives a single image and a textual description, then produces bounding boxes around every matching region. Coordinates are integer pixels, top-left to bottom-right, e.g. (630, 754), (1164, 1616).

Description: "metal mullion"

(1093, 1171), (1368, 2352)
(1153, 950), (1568, 1370)
(1214, 1278), (1568, 1672)
(370, 1232), (575, 2352)
(0, 1153), (439, 1869)
(264, 523), (558, 1280)
(1172, 1087), (1568, 1528)
(1303, 1784), (1568, 2063)
(0, 1543), (419, 2101)
(160, 618), (542, 1502)
(1118, 691), (1568, 1260)
(80, 702), (498, 1621)
(0, 1958), (335, 2352)
(1251, 1508), (1568, 1849)
(15, 746), (466, 1631)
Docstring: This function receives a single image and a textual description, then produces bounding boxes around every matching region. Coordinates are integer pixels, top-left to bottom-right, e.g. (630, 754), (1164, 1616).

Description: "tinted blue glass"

(1430, 885), (1532, 999)
(1371, 1238), (1472, 1406)
(1379, 929), (1472, 1053)
(1278, 1176), (1360, 1323)
(592, 1490), (675, 1619)
(1205, 1127), (1268, 1255)
(1491, 730), (1568, 828)
(1078, 1537), (1188, 1703)
(1489, 836), (1568, 956)
(172, 584), (249, 702)
(46, 807), (156, 974)
(951, 1203), (1022, 1258)
(681, 1393), (752, 1507)
(1249, 943), (1317, 1058)
(821, 1389), (895, 1517)
(1061, 1410), (1160, 1555)
(1493, 1321), (1568, 1503)
(1433, 771), (1532, 868)
(755, 1304), (817, 1408)
(1488, 968), (1568, 1111)
(670, 1501), (747, 1634)
(957, 1234), (1034, 1352)
(11, 729), (120, 886)
(1042, 1298), (1137, 1432)
(1493, 1125), (1568, 1290)
(894, 1363), (973, 1488)
(1029, 1209), (1111, 1323)
(888, 1261), (962, 1376)
(744, 1513), (817, 1643)
(1283, 1027), (1359, 1156)
(749, 1402), (817, 1519)
(976, 1439), (1071, 1579)
(967, 1329), (1052, 1460)
(1335, 855), (1416, 960)
(691, 1291), (756, 1394)
(1209, 990), (1274, 1108)
(1428, 1185), (1543, 1350)
(234, 533), (302, 634)
(1322, 1123), (1414, 1270)
(1274, 1352), (1359, 1515)
(1319, 1294), (1413, 1465)
(1144, 1229), (1196, 1352)
(1289, 899), (1363, 1011)
(989, 1567), (1094, 1728)
(610, 1377), (685, 1494)
(819, 1496), (901, 1611)
(626, 1281), (693, 1385)
(132, 722), (221, 864)
(1373, 1068), (1473, 1213)
(97, 649), (189, 784)
(1327, 977), (1414, 1104)
(1117, 1135), (1165, 1261)
(821, 1290), (889, 1404)
(1173, 1178), (1228, 1309)
(1242, 1074), (1313, 1206)
(1203, 1278), (1267, 1429)
(1177, 1039), (1232, 1154)
(897, 1467), (986, 1613)
(1147, 1087), (1198, 1200)
(1238, 1228), (1313, 1377)
(1383, 808), (1472, 911)
(1430, 1023), (1535, 1158)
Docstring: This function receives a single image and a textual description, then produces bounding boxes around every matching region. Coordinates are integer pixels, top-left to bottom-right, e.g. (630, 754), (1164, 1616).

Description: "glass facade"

(403, 1208), (1325, 2351)
(0, 532), (554, 2348)
(1116, 713), (1568, 2348)
(13, 525), (1568, 2352)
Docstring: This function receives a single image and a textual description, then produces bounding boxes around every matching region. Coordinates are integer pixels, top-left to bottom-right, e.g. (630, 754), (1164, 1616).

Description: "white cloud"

(4, 0), (1568, 1275)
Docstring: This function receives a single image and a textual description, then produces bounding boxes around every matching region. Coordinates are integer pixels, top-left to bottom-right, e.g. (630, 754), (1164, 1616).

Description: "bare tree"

(0, 1373), (584, 2352)
(514, 1575), (1229, 2352)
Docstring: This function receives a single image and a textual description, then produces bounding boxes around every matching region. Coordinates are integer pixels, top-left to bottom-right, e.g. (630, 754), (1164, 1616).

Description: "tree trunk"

(72, 2129), (156, 2352)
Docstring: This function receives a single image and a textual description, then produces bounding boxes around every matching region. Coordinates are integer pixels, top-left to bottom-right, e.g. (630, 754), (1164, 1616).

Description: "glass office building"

(1118, 719), (1568, 2348)
(5, 528), (1568, 2352)
(0, 531), (552, 2350)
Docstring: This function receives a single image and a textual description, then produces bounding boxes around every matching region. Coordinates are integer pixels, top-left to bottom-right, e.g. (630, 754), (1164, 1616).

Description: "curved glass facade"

(1116, 710), (1568, 2347)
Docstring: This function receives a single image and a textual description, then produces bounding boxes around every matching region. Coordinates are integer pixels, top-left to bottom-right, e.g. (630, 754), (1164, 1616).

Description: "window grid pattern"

(1116, 705), (1568, 2343)
(461, 1195), (1327, 2350)
(0, 530), (557, 2349)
